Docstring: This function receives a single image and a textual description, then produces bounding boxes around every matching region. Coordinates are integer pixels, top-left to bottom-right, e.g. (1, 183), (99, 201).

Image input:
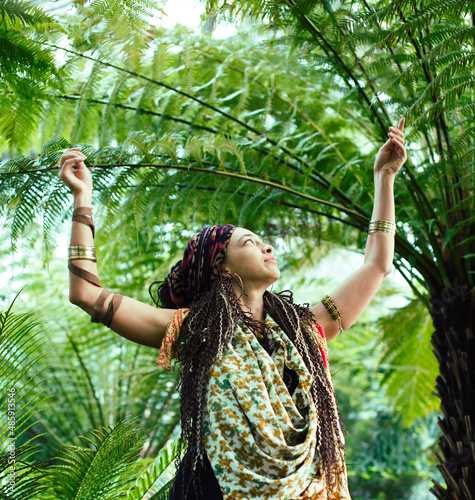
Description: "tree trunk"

(429, 274), (475, 499)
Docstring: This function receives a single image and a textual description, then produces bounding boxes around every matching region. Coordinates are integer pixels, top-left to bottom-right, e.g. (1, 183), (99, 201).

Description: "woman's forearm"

(363, 172), (396, 274)
(69, 192), (100, 309)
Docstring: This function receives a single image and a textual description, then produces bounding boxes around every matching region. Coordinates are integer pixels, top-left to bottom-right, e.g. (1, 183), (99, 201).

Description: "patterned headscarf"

(167, 225), (236, 306)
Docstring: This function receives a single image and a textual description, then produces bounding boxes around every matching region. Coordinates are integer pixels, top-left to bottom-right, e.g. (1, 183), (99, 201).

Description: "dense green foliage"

(1, 0), (474, 497)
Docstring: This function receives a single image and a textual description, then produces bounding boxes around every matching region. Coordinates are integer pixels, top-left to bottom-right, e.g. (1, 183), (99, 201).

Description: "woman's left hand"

(374, 117), (407, 176)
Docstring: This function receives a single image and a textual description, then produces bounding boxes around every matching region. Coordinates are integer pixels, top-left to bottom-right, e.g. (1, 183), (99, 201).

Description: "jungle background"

(1, 0), (473, 498)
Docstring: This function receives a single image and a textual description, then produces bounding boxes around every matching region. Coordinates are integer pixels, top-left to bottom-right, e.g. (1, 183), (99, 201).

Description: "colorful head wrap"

(167, 225), (236, 306)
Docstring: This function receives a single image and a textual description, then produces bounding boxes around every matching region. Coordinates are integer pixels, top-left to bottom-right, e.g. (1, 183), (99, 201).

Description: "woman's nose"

(262, 244), (273, 253)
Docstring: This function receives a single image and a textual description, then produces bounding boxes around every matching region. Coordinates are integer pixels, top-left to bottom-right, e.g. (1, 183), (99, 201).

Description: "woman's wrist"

(73, 192), (92, 208)
(374, 170), (396, 184)
(371, 171), (396, 224)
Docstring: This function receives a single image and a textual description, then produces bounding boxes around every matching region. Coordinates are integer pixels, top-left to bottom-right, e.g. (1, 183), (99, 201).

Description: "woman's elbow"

(69, 292), (91, 313)
(382, 264), (393, 278)
(365, 260), (393, 279)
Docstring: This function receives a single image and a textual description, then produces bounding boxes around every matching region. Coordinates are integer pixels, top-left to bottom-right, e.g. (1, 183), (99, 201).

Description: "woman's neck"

(239, 288), (266, 325)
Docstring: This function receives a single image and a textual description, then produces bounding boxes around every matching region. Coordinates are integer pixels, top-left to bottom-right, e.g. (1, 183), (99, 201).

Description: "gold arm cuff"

(321, 295), (343, 333)
(68, 256), (97, 262)
(368, 228), (396, 235)
(68, 246), (97, 258)
(69, 245), (96, 250)
(369, 220), (396, 226)
(368, 220), (396, 235)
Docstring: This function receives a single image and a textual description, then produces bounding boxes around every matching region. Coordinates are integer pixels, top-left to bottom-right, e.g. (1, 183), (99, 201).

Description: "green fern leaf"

(377, 299), (439, 426)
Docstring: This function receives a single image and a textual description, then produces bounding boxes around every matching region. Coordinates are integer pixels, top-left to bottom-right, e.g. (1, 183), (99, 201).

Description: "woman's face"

(222, 227), (280, 288)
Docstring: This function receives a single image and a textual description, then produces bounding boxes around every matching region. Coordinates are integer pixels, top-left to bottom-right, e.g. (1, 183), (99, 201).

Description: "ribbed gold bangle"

(368, 228), (396, 235)
(368, 220), (396, 236)
(68, 253), (96, 259)
(68, 245), (96, 254)
(369, 220), (395, 225)
(369, 220), (396, 227)
(68, 246), (97, 260)
(68, 256), (97, 262)
(69, 245), (96, 250)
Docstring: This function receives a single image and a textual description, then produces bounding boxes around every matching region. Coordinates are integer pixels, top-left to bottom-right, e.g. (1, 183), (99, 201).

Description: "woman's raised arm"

(310, 118), (407, 342)
(59, 148), (175, 349)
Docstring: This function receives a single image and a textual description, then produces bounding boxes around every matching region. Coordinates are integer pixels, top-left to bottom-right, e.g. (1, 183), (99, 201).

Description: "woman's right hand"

(58, 147), (92, 197)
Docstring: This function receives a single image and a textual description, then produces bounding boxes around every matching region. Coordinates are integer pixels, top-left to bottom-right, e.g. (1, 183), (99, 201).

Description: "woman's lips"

(265, 257), (277, 263)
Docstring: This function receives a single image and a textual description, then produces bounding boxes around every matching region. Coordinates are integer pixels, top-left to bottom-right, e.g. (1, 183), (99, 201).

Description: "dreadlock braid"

(151, 274), (346, 497)
(170, 271), (265, 498)
(264, 290), (346, 491)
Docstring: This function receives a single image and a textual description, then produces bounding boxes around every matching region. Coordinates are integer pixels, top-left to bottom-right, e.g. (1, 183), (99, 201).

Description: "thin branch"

(149, 181), (361, 228)
(56, 94), (349, 195)
(0, 159), (440, 282)
(88, 162), (368, 220)
(57, 95), (218, 135)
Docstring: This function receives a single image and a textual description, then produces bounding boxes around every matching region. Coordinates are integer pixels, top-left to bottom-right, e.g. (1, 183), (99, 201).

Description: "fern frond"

(377, 299), (439, 425)
(411, 76), (475, 127)
(184, 136), (203, 167)
(0, 293), (53, 498)
(0, 0), (53, 27)
(71, 61), (106, 143)
(47, 416), (146, 500)
(126, 438), (182, 500)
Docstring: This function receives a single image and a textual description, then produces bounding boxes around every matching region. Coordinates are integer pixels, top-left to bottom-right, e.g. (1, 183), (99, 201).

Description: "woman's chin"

(269, 271), (280, 283)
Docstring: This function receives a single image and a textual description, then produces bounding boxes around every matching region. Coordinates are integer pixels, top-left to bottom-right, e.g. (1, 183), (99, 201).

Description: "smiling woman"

(57, 117), (406, 500)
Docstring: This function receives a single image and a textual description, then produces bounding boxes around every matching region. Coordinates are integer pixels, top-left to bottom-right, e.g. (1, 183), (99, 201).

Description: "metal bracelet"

(68, 256), (97, 262)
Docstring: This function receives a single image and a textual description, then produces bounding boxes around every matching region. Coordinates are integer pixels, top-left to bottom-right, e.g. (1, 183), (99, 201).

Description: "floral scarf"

(156, 310), (351, 500)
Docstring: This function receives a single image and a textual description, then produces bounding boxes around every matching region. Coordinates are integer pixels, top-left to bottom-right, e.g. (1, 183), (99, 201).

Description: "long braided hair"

(149, 227), (346, 497)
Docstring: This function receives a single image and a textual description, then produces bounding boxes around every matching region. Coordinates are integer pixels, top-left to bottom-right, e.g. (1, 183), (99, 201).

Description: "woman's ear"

(221, 252), (232, 274)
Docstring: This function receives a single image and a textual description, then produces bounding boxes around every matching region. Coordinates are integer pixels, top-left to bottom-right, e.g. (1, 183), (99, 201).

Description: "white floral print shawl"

(156, 310), (351, 500)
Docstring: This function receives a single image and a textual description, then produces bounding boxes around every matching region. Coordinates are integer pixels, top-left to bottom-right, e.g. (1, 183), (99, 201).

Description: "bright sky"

(159, 0), (205, 28)
(34, 0), (237, 38)
(158, 0), (237, 38)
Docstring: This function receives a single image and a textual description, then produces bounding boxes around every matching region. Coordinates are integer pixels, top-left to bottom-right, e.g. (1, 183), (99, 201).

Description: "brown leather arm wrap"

(68, 260), (103, 288)
(70, 207), (122, 328)
(72, 207), (96, 237)
(90, 289), (123, 327)
(91, 289), (112, 322)
(103, 293), (123, 328)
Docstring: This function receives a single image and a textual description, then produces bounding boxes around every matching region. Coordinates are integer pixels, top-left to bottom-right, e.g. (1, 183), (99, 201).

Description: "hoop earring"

(231, 273), (244, 301)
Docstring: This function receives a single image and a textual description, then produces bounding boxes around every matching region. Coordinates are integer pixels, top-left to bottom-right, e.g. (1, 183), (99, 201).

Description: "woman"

(58, 118), (406, 500)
